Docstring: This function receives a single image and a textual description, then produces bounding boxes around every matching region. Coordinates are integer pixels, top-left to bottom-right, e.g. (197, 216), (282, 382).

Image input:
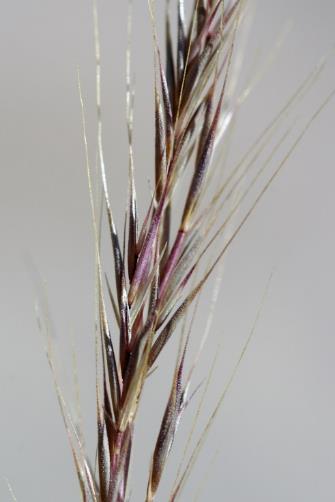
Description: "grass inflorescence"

(38, 1), (334, 501)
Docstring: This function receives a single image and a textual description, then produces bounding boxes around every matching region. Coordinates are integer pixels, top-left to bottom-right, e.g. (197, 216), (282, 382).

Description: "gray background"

(1, 1), (335, 500)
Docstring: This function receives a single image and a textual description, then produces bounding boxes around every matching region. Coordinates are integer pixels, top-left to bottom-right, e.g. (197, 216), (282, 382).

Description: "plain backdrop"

(1, 1), (335, 501)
